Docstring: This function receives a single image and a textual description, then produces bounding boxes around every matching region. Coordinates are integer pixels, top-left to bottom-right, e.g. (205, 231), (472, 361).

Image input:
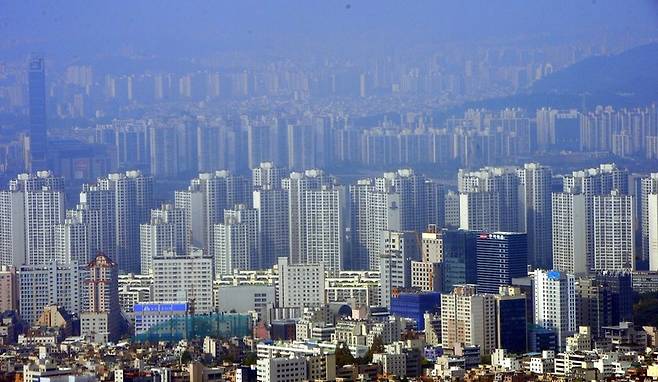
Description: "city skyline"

(1, 2), (658, 381)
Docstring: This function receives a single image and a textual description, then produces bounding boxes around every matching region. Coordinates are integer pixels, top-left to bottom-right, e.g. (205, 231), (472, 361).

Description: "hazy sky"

(1, 0), (657, 59)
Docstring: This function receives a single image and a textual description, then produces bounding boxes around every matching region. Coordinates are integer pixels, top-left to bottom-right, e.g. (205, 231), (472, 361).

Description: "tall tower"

(561, 164), (629, 271)
(551, 192), (587, 274)
(533, 270), (576, 351)
(518, 163), (553, 270)
(0, 172), (65, 267)
(349, 178), (401, 270)
(458, 166), (521, 233)
(252, 161), (286, 190)
(593, 191), (635, 271)
(641, 174), (658, 268)
(214, 204), (259, 274)
(54, 213), (90, 265)
(80, 253), (123, 343)
(283, 169), (336, 265)
(92, 171), (153, 273)
(253, 186), (289, 270)
(440, 284), (497, 356)
(28, 55), (48, 172)
(351, 169), (439, 270)
(649, 193), (658, 271)
(175, 171), (251, 256)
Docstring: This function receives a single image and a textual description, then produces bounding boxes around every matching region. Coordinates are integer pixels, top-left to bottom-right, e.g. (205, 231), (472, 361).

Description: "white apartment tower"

(78, 184), (116, 262)
(641, 173), (658, 267)
(561, 164), (629, 271)
(84, 171), (153, 273)
(284, 170), (344, 271)
(18, 262), (82, 324)
(593, 191), (635, 271)
(551, 192), (587, 274)
(140, 204), (187, 275)
(349, 179), (401, 270)
(648, 193), (658, 271)
(174, 171), (251, 257)
(54, 213), (90, 265)
(518, 163), (553, 270)
(350, 169), (438, 271)
(252, 161), (286, 190)
(214, 205), (259, 275)
(152, 248), (213, 314)
(533, 270), (576, 351)
(0, 171), (65, 267)
(375, 169), (439, 233)
(458, 166), (521, 232)
(253, 187), (289, 269)
(277, 257), (325, 308)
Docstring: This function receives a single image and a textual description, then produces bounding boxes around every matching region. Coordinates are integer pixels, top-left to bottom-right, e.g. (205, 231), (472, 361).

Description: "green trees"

(335, 342), (356, 367)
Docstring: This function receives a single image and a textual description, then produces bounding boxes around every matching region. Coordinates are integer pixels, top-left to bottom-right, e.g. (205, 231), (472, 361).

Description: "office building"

(476, 232), (528, 294)
(390, 290), (440, 330)
(440, 284), (496, 355)
(410, 261), (442, 292)
(575, 272), (633, 338)
(441, 229), (478, 292)
(134, 302), (190, 338)
(80, 253), (123, 343)
(421, 225), (443, 263)
(495, 286), (528, 354)
(325, 271), (380, 307)
(277, 257), (325, 308)
(152, 249), (213, 314)
(214, 285), (276, 321)
(28, 55), (48, 172)
(256, 355), (308, 382)
(444, 191), (461, 229)
(533, 270), (576, 350)
(379, 251), (411, 308)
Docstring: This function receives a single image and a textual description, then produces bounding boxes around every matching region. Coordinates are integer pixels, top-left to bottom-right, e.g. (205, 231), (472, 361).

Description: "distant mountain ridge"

(529, 42), (658, 100)
(445, 43), (658, 116)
